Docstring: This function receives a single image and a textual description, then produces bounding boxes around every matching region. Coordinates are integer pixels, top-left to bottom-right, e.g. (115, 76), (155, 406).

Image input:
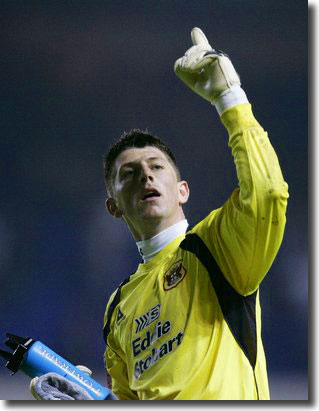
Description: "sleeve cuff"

(220, 103), (262, 137)
(212, 86), (249, 116)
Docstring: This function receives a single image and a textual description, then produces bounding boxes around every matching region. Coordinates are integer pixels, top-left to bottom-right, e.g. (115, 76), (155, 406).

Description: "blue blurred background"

(0, 0), (307, 400)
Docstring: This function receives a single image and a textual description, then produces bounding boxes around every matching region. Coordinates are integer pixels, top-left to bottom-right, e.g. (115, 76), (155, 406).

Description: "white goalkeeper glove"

(174, 27), (249, 115)
(30, 365), (94, 400)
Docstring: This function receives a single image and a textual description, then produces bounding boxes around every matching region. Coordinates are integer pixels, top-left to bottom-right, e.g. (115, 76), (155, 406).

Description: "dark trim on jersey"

(103, 276), (131, 346)
(179, 233), (258, 369)
(253, 371), (260, 400)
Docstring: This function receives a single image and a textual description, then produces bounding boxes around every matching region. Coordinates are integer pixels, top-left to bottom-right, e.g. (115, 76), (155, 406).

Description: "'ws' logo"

(135, 304), (161, 334)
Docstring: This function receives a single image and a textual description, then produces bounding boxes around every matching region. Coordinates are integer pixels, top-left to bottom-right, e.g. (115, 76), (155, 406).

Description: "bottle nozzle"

(0, 333), (34, 374)
(0, 349), (12, 361)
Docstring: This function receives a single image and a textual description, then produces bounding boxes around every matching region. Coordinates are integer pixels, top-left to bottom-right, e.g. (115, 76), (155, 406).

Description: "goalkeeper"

(31, 27), (288, 400)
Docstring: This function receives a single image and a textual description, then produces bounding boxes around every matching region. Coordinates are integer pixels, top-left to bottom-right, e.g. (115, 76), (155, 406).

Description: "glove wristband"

(212, 86), (249, 116)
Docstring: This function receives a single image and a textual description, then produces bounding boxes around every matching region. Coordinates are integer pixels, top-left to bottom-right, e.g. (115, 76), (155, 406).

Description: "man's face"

(107, 146), (189, 239)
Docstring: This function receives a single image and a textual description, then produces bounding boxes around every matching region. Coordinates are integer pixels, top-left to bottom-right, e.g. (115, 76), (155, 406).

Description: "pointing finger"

(191, 27), (210, 46)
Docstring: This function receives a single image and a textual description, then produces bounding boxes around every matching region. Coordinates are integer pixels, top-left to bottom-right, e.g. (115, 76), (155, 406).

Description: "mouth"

(142, 189), (161, 201)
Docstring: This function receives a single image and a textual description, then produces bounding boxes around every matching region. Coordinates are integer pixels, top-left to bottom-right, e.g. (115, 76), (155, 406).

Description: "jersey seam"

(241, 131), (259, 295)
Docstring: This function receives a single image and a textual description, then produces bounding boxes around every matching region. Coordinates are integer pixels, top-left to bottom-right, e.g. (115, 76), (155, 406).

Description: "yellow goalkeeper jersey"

(103, 104), (289, 400)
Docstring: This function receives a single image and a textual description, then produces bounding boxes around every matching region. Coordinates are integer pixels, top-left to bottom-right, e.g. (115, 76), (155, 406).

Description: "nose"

(140, 166), (154, 183)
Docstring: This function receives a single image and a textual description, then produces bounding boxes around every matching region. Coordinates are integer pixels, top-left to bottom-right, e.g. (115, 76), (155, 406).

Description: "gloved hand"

(30, 365), (118, 401)
(30, 365), (94, 400)
(30, 374), (93, 400)
(174, 27), (248, 113)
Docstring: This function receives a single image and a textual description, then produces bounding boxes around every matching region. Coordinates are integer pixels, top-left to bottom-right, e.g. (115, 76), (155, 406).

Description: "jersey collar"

(136, 219), (189, 263)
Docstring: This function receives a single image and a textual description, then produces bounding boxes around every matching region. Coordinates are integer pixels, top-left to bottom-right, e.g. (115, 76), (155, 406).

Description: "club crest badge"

(163, 260), (187, 291)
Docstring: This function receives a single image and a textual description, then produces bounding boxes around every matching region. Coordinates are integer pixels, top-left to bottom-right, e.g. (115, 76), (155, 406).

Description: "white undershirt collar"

(136, 219), (189, 263)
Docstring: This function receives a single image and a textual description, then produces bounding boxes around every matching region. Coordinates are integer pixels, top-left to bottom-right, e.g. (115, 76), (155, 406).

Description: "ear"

(105, 198), (123, 219)
(177, 180), (190, 206)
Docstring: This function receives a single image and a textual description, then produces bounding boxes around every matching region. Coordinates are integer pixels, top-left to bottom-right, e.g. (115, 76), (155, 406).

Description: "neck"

(127, 209), (186, 242)
(136, 219), (188, 263)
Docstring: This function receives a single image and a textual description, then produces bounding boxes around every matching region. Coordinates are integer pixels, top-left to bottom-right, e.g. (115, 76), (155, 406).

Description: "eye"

(152, 164), (164, 170)
(121, 169), (134, 180)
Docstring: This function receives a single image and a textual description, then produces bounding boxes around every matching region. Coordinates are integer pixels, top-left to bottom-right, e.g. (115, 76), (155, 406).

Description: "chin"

(141, 211), (164, 220)
(139, 207), (167, 220)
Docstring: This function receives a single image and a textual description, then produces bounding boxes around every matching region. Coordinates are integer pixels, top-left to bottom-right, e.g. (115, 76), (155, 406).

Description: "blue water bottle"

(0, 333), (113, 400)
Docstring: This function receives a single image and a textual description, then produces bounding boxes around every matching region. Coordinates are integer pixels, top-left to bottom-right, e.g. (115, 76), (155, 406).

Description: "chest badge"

(163, 260), (187, 291)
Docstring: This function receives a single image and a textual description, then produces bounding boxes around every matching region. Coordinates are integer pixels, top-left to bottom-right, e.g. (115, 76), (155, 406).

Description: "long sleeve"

(103, 290), (139, 400)
(195, 103), (289, 295)
(104, 346), (139, 400)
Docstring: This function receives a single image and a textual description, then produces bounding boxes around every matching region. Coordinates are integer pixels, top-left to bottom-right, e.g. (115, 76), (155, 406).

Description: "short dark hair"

(103, 128), (180, 196)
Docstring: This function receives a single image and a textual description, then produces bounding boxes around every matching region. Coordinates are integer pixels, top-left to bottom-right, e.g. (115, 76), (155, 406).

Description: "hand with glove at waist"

(30, 365), (117, 400)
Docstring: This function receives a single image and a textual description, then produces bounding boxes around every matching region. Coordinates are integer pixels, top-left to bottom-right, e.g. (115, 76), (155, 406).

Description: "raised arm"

(175, 28), (289, 295)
